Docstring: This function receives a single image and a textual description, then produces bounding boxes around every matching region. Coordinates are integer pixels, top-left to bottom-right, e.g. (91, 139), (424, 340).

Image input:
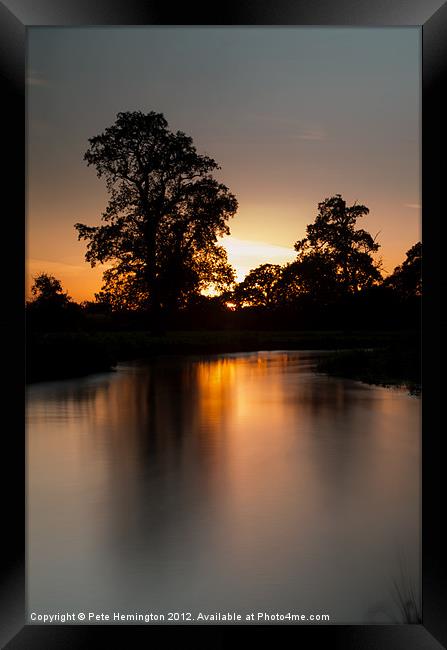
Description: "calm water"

(27, 351), (420, 624)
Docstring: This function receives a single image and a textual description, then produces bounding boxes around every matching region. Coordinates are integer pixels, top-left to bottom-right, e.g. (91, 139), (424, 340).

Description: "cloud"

(404, 203), (421, 209)
(298, 129), (326, 141)
(247, 113), (302, 126)
(26, 73), (50, 87)
(218, 236), (296, 281)
(247, 113), (327, 141)
(27, 258), (85, 275)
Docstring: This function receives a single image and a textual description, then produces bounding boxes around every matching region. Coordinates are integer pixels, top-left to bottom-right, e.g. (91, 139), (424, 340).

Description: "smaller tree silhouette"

(233, 263), (282, 308)
(279, 253), (340, 305)
(384, 242), (421, 298)
(27, 273), (79, 332)
(29, 273), (72, 308)
(294, 194), (382, 293)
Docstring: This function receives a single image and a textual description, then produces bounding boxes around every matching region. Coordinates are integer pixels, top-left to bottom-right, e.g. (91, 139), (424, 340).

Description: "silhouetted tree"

(29, 273), (71, 308)
(27, 273), (80, 331)
(95, 263), (150, 312)
(279, 253), (340, 305)
(233, 263), (283, 308)
(294, 194), (382, 293)
(384, 242), (421, 298)
(155, 236), (235, 311)
(80, 300), (112, 315)
(75, 111), (237, 324)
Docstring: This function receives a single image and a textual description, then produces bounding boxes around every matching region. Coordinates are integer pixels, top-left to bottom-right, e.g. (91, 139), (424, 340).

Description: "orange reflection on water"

(27, 352), (421, 621)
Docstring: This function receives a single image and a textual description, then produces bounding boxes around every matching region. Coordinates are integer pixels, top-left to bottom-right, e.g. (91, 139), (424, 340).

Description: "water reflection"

(27, 351), (420, 622)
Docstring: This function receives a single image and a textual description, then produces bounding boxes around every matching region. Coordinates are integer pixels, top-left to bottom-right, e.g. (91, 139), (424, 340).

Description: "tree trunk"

(144, 220), (164, 335)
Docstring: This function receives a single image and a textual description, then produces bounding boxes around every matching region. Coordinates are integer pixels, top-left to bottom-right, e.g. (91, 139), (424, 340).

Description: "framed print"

(1, 1), (446, 648)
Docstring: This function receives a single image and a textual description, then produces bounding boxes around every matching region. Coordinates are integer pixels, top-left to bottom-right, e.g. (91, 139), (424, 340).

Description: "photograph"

(24, 25), (423, 627)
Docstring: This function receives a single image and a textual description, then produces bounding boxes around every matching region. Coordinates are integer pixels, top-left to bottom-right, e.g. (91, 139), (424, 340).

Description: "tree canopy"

(75, 111), (237, 317)
(384, 242), (421, 298)
(27, 273), (79, 330)
(29, 273), (71, 308)
(293, 194), (382, 293)
(280, 252), (341, 305)
(232, 263), (283, 308)
(66, 119), (418, 333)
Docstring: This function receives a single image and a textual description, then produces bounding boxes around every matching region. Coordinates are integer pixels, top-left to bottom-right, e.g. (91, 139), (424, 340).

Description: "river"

(27, 351), (420, 624)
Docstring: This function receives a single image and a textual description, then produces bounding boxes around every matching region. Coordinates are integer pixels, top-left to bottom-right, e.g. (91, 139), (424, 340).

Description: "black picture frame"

(1, 1), (446, 648)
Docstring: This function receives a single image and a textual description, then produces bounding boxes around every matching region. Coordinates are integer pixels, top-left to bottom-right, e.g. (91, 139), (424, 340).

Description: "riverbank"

(316, 346), (421, 394)
(26, 329), (419, 385)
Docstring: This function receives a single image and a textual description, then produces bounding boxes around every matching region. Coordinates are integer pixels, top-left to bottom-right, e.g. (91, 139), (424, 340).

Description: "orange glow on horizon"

(26, 229), (419, 304)
(26, 27), (421, 304)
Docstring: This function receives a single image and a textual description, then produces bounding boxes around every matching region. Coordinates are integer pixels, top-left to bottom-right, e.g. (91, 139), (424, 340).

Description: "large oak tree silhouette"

(75, 111), (237, 324)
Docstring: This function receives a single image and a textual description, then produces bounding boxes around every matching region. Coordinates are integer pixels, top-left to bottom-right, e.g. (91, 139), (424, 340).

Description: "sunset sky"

(27, 27), (420, 302)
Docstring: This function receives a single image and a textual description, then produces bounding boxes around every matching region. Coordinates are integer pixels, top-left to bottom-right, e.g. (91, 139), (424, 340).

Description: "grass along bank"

(316, 345), (420, 394)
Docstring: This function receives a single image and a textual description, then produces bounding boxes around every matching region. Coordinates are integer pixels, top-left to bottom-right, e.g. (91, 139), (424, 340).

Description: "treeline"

(26, 237), (421, 333)
(26, 111), (421, 334)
